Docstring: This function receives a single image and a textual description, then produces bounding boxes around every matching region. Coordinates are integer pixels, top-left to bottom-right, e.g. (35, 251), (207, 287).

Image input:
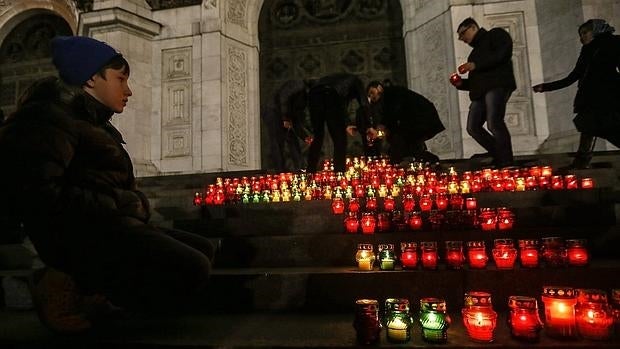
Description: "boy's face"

(368, 85), (384, 104)
(87, 67), (132, 113)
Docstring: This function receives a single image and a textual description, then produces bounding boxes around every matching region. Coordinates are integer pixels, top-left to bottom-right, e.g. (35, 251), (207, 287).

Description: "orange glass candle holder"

(542, 286), (577, 339)
(400, 242), (418, 269)
(575, 289), (614, 340)
(581, 177), (594, 189)
(508, 296), (543, 342)
(462, 291), (498, 342)
(467, 241), (488, 269)
(492, 238), (517, 269)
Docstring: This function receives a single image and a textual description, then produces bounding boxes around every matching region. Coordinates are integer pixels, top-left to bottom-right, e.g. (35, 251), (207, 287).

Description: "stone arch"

(0, 1), (77, 116)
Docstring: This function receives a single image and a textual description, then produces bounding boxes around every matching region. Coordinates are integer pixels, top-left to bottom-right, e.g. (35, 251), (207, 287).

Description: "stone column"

(79, 0), (161, 176)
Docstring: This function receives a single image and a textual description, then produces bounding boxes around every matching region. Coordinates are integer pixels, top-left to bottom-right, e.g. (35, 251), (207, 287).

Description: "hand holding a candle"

(449, 73), (462, 87)
(458, 62), (476, 73)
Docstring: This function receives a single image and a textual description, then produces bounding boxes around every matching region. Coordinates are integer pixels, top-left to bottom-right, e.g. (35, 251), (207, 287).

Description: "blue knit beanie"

(51, 36), (121, 86)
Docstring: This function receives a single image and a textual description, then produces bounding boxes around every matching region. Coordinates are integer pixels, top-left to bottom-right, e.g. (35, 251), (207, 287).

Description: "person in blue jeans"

(450, 17), (517, 168)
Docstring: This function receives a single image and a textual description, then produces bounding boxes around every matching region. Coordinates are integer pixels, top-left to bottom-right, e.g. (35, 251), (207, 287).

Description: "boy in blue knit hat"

(0, 36), (215, 333)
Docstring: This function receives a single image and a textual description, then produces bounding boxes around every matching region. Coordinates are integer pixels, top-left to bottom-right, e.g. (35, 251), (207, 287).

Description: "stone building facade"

(0, 0), (618, 176)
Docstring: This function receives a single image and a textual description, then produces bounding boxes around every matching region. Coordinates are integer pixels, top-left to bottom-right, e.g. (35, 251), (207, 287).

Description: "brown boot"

(29, 268), (92, 334)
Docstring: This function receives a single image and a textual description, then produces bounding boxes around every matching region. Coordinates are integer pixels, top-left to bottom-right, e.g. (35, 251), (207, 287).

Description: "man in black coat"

(306, 73), (368, 172)
(261, 79), (312, 171)
(451, 17), (517, 168)
(360, 81), (444, 164)
(0, 36), (214, 333)
(533, 19), (620, 168)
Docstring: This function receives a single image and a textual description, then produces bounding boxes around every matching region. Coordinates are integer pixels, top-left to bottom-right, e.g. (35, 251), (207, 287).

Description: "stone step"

(1, 310), (618, 348)
(202, 261), (620, 313)
(205, 225), (619, 268)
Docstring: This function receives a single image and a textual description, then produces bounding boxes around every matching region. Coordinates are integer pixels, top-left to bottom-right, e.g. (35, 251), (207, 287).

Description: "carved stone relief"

(227, 0), (248, 29)
(227, 45), (249, 166)
(161, 47), (192, 158)
(415, 18), (453, 154)
(203, 0), (216, 9)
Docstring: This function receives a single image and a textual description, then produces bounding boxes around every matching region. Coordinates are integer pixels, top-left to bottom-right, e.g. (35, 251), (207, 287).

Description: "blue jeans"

(466, 88), (513, 166)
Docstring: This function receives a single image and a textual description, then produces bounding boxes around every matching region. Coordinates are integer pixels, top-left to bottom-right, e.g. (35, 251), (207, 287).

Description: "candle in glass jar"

(575, 289), (614, 340)
(564, 175), (578, 190)
(462, 291), (497, 342)
(355, 243), (375, 271)
(479, 208), (497, 231)
(566, 239), (589, 266)
(331, 197), (345, 214)
(492, 238), (517, 269)
(467, 241), (488, 269)
(420, 241), (438, 270)
(378, 243), (396, 270)
(465, 197), (477, 210)
(400, 242), (418, 269)
(418, 298), (451, 343)
(508, 296), (543, 342)
(515, 177), (526, 191)
(376, 212), (391, 232)
(386, 300), (412, 343)
(435, 195), (448, 210)
(445, 241), (465, 269)
(518, 239), (539, 268)
(360, 212), (376, 234)
(344, 212), (359, 234)
(581, 177), (594, 189)
(383, 196), (395, 211)
(420, 195), (433, 212)
(408, 212), (423, 231)
(542, 286), (577, 339)
(353, 299), (381, 345)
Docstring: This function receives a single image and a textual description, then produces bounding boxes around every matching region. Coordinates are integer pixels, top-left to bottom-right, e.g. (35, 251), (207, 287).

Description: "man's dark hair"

(96, 55), (130, 79)
(457, 17), (478, 32)
(366, 80), (384, 93)
(579, 20), (594, 34)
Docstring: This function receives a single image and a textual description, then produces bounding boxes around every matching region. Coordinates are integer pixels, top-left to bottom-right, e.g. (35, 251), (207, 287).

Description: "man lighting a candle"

(450, 17), (516, 169)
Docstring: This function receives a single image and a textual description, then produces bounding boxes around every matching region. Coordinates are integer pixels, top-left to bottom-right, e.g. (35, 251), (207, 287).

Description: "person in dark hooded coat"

(360, 81), (445, 164)
(533, 19), (620, 169)
(0, 36), (214, 333)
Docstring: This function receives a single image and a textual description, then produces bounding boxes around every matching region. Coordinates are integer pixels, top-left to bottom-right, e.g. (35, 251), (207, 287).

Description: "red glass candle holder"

(462, 291), (498, 342)
(348, 198), (360, 213)
(391, 210), (407, 231)
(467, 241), (488, 269)
(344, 212), (359, 234)
(354, 299), (381, 345)
(445, 241), (465, 269)
(542, 286), (577, 339)
(581, 177), (594, 189)
(331, 197), (345, 214)
(496, 207), (514, 230)
(419, 195), (433, 212)
(383, 196), (395, 211)
(551, 175), (564, 190)
(376, 212), (391, 232)
(492, 238), (517, 269)
(408, 211), (423, 231)
(403, 194), (415, 212)
(575, 289), (614, 340)
(193, 192), (203, 206)
(611, 289), (620, 335)
(365, 197), (377, 211)
(420, 241), (438, 270)
(525, 176), (538, 190)
(566, 239), (589, 267)
(529, 166), (541, 177)
(465, 197), (477, 210)
(360, 212), (376, 234)
(564, 175), (578, 190)
(541, 237), (567, 267)
(508, 296), (543, 342)
(400, 242), (418, 269)
(435, 195), (448, 210)
(518, 239), (539, 268)
(479, 208), (497, 231)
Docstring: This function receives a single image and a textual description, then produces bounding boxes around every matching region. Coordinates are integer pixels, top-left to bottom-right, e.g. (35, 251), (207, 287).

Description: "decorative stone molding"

(227, 45), (249, 166)
(161, 47), (192, 159)
(227, 0), (247, 29)
(203, 0), (216, 9)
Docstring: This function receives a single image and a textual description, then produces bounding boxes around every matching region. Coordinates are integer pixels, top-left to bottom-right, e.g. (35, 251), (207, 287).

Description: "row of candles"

(193, 158), (595, 206)
(341, 206), (515, 233)
(355, 288), (620, 344)
(355, 237), (589, 270)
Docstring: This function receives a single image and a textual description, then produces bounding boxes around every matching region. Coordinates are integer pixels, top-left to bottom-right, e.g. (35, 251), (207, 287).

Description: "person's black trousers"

(307, 86), (347, 173)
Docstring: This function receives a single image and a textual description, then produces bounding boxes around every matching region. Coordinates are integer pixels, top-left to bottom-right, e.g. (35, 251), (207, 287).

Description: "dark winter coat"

(379, 86), (445, 141)
(459, 27), (517, 100)
(0, 77), (149, 267)
(541, 32), (620, 115)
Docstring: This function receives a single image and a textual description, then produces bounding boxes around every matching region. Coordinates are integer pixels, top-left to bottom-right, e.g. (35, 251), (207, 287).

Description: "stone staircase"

(1, 151), (620, 348)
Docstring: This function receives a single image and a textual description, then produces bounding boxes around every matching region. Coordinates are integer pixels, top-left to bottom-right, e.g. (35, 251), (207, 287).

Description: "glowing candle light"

(445, 240), (465, 269)
(566, 239), (589, 267)
(465, 197), (477, 210)
(420, 241), (438, 270)
(542, 286), (577, 339)
(467, 241), (488, 269)
(408, 211), (423, 231)
(360, 212), (376, 234)
(378, 243), (396, 270)
(507, 296), (543, 342)
(331, 197), (345, 214)
(355, 243), (375, 270)
(492, 238), (517, 269)
(400, 242), (418, 269)
(462, 291), (498, 342)
(344, 212), (359, 234)
(518, 239), (539, 268)
(575, 289), (614, 340)
(581, 177), (594, 189)
(385, 299), (412, 343)
(418, 298), (451, 343)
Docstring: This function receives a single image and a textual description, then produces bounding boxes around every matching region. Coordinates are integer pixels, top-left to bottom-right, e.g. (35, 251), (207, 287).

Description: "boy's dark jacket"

(0, 77), (149, 266)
